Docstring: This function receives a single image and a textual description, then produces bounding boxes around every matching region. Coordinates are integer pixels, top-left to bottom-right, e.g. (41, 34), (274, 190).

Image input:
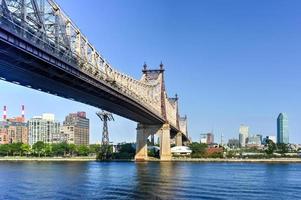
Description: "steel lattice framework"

(0, 0), (188, 135)
(96, 111), (114, 146)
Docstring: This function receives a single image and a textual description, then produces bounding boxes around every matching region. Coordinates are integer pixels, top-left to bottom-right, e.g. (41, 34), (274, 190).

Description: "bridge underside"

(0, 27), (167, 125)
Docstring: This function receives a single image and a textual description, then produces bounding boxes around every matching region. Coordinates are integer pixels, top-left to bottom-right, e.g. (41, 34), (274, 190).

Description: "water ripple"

(0, 162), (301, 199)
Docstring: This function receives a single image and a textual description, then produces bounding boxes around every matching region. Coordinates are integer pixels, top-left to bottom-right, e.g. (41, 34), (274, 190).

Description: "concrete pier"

(160, 124), (171, 161)
(175, 132), (183, 146)
(135, 124), (149, 161)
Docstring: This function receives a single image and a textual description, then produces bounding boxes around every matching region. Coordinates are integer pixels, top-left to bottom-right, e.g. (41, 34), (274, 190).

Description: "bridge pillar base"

(135, 124), (149, 161)
(176, 132), (183, 146)
(160, 124), (171, 161)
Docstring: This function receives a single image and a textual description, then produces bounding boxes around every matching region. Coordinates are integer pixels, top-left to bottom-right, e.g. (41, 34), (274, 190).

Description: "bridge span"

(0, 0), (189, 160)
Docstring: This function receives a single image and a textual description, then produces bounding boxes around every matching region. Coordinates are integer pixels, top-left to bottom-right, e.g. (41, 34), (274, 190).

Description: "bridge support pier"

(135, 123), (171, 161)
(160, 124), (172, 161)
(135, 124), (149, 161)
(176, 132), (183, 146)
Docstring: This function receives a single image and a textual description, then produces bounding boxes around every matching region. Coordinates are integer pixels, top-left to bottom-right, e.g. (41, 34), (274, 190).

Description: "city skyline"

(1, 0), (301, 144)
(0, 100), (299, 144)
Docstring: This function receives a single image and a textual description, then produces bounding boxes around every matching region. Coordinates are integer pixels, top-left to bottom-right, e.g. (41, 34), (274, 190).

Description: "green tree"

(226, 150), (237, 158)
(69, 144), (77, 157)
(10, 143), (23, 156)
(189, 142), (208, 158)
(32, 141), (45, 157)
(89, 144), (101, 154)
(265, 139), (276, 155)
(114, 143), (136, 159)
(52, 142), (69, 156)
(78, 145), (89, 156)
(21, 144), (31, 156)
(97, 145), (113, 160)
(277, 143), (289, 154)
(44, 144), (53, 157)
(0, 144), (9, 156)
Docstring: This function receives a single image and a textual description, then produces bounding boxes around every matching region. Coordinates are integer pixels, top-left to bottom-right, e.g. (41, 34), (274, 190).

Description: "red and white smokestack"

(3, 106), (7, 120)
(21, 105), (25, 120)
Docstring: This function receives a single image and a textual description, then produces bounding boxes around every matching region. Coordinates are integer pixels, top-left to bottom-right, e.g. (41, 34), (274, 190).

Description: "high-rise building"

(239, 125), (249, 147)
(61, 112), (89, 145)
(28, 113), (60, 145)
(277, 113), (289, 144)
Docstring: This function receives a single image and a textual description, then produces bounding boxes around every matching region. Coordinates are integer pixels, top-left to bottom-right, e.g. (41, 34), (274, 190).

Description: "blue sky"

(1, 0), (301, 144)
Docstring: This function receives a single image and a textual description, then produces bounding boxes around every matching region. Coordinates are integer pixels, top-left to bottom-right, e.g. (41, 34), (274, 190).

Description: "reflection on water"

(0, 162), (301, 199)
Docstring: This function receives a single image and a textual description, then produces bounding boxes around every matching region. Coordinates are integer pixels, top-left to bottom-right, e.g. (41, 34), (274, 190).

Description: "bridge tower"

(96, 111), (114, 145)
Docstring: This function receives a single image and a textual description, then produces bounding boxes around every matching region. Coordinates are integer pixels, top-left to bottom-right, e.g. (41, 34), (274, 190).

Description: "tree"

(10, 143), (23, 156)
(189, 142), (208, 158)
(277, 143), (289, 154)
(265, 139), (276, 155)
(69, 144), (77, 157)
(113, 143), (136, 159)
(21, 144), (31, 156)
(78, 145), (89, 156)
(0, 144), (9, 156)
(52, 142), (69, 156)
(97, 145), (113, 160)
(32, 141), (45, 157)
(44, 144), (53, 157)
(89, 144), (101, 154)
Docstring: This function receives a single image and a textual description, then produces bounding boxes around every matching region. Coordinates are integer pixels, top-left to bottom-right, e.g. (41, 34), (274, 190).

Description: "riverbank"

(171, 157), (301, 163)
(0, 156), (97, 162)
(1, 157), (301, 163)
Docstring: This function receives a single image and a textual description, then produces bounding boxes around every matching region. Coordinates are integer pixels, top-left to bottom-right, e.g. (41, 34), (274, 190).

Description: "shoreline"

(0, 157), (97, 162)
(171, 158), (301, 163)
(0, 157), (301, 163)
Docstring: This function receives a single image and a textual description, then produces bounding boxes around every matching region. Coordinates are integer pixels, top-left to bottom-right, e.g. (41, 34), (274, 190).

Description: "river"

(0, 161), (300, 199)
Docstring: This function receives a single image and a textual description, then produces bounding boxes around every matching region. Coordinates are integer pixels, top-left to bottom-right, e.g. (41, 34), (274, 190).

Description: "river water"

(0, 161), (300, 199)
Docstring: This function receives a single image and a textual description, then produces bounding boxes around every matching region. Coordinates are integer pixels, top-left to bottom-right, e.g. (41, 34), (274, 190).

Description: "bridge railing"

(0, 0), (164, 118)
(165, 99), (177, 128)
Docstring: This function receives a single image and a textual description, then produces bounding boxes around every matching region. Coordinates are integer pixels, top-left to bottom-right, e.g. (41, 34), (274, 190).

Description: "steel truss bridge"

(0, 0), (189, 160)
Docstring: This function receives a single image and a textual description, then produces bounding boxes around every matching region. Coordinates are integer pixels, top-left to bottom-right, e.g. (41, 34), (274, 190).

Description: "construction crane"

(96, 110), (114, 146)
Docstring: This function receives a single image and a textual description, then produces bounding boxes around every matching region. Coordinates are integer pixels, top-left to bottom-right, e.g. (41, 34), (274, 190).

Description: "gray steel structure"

(0, 0), (189, 151)
(96, 110), (114, 146)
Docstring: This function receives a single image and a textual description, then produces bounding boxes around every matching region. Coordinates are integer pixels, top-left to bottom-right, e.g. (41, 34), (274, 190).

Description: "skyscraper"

(277, 113), (289, 144)
(61, 112), (89, 145)
(239, 125), (249, 147)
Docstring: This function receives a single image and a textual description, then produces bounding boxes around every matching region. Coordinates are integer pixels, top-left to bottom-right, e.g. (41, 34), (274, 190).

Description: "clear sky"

(1, 0), (301, 144)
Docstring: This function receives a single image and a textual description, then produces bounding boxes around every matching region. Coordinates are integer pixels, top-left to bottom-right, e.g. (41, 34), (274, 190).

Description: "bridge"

(0, 0), (189, 160)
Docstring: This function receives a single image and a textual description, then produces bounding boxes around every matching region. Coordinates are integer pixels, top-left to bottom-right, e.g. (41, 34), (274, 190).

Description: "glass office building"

(277, 113), (289, 144)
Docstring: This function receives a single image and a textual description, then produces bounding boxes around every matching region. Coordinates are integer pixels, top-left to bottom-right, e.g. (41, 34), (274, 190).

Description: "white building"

(247, 135), (262, 147)
(171, 146), (192, 155)
(239, 125), (249, 147)
(28, 113), (60, 145)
